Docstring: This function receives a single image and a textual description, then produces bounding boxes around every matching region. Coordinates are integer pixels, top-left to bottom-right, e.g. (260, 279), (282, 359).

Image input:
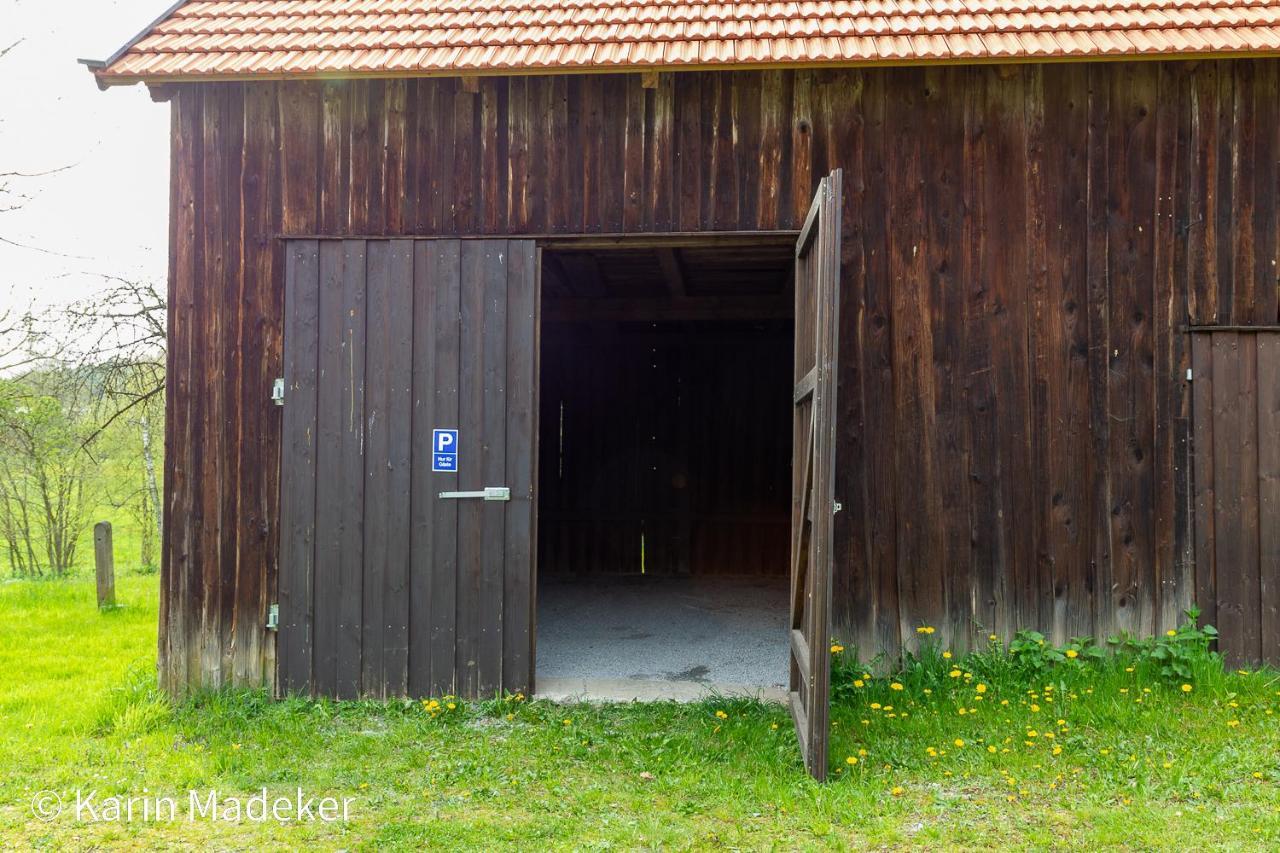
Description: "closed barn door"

(1191, 330), (1280, 667)
(278, 239), (539, 700)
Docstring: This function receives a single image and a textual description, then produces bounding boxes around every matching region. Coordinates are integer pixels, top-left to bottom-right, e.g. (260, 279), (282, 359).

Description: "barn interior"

(535, 237), (796, 700)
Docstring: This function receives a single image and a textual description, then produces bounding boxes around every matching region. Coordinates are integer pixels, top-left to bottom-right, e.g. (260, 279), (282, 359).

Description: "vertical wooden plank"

(1152, 63), (1191, 631)
(646, 73), (675, 231)
(478, 241), (509, 696)
(240, 82), (282, 691)
(857, 70), (899, 655)
(1040, 65), (1094, 643)
(311, 240), (345, 697)
(675, 73), (703, 231)
(1191, 334), (1218, 631)
(886, 68), (942, 647)
(429, 241), (462, 696)
(1106, 64), (1159, 637)
(384, 80), (408, 235)
(279, 240), (319, 695)
(1229, 62), (1257, 325)
(1238, 334), (1262, 662)
(757, 70), (786, 231)
(385, 241), (415, 696)
(361, 242), (391, 696)
(198, 84), (227, 689)
(476, 80), (503, 234)
(1085, 63), (1116, 643)
(1212, 332), (1243, 662)
(503, 243), (538, 693)
(622, 75), (646, 231)
(1257, 333), (1280, 661)
(1250, 63), (1279, 325)
(922, 67), (973, 650)
(456, 241), (486, 697)
(336, 240), (367, 698)
(507, 77), (531, 233)
(220, 84), (246, 687)
(409, 243), (435, 696)
(1185, 63), (1221, 325)
(319, 82), (350, 235)
(166, 87), (204, 694)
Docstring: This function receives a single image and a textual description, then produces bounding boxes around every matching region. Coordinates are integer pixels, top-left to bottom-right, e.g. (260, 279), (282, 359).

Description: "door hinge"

(1186, 368), (1193, 381)
(266, 603), (279, 631)
(833, 502), (843, 514)
(271, 378), (286, 406)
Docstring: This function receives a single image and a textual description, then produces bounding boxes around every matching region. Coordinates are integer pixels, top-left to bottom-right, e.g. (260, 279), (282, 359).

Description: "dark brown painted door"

(789, 171), (842, 780)
(278, 239), (539, 701)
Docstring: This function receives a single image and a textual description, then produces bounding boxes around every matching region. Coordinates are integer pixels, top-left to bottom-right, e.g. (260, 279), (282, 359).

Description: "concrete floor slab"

(535, 575), (788, 703)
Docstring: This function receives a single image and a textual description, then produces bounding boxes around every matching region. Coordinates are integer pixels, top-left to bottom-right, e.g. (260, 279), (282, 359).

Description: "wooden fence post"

(94, 521), (116, 610)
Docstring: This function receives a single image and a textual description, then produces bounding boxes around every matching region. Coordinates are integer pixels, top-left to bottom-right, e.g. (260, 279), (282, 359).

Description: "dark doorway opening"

(535, 237), (796, 699)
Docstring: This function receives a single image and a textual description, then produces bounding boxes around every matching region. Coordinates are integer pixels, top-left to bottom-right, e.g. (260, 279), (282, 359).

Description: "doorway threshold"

(535, 677), (786, 705)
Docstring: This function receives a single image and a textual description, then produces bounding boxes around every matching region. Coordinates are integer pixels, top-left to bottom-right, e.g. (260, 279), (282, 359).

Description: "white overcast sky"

(1, 0), (170, 316)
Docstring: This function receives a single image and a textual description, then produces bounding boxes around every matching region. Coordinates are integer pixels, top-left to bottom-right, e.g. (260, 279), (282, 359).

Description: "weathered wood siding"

(161, 60), (1280, 692)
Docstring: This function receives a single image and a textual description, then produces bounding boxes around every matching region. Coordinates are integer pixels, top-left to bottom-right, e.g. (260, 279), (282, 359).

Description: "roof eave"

(85, 47), (1280, 90)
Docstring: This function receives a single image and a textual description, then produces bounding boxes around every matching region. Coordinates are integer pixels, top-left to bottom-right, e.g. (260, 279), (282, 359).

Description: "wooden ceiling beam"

(544, 294), (792, 324)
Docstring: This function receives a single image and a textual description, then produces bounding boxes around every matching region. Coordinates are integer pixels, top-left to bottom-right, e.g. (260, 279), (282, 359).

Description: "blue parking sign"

(432, 429), (459, 473)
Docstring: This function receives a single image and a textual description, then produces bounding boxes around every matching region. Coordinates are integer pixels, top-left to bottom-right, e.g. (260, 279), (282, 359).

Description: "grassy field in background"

(1, 575), (1279, 849)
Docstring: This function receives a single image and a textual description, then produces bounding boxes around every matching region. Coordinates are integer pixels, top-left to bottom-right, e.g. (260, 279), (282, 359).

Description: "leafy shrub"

(1108, 607), (1220, 682)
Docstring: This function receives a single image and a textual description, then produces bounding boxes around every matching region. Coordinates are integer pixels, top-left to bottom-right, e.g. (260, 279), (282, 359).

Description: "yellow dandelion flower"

(1065, 649), (1079, 659)
(891, 682), (904, 691)
(715, 710), (728, 719)
(949, 669), (962, 678)
(988, 745), (997, 754)
(1052, 746), (1063, 756)
(1166, 629), (1177, 637)
(989, 634), (999, 642)
(1228, 719), (1241, 728)
(854, 679), (865, 688)
(771, 722), (779, 730)
(954, 739), (965, 748)
(846, 756), (859, 766)
(870, 702), (882, 710)
(447, 702), (457, 710)
(1030, 704), (1040, 713)
(943, 651), (953, 660)
(976, 683), (988, 694)
(563, 719), (573, 726)
(891, 786), (905, 797)
(1163, 761), (1172, 769)
(831, 643), (845, 654)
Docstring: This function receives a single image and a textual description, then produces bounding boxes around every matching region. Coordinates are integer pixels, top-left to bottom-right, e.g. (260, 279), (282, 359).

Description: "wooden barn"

(88, 1), (1280, 777)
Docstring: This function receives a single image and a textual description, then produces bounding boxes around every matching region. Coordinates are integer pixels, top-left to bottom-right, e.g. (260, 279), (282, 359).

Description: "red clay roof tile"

(95, 0), (1280, 84)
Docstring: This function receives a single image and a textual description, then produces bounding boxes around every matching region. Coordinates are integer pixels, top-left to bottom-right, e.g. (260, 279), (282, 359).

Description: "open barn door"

(789, 171), (842, 780)
(278, 239), (539, 701)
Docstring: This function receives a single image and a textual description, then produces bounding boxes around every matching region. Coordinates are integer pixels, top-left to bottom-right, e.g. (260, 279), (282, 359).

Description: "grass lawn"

(2, 575), (1278, 850)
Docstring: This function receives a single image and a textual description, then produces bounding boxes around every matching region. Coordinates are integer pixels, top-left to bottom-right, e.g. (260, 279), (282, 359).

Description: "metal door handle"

(438, 487), (511, 501)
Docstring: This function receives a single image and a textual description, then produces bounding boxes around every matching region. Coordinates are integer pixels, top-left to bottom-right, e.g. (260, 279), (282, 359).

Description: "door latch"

(271, 378), (285, 407)
(438, 487), (511, 502)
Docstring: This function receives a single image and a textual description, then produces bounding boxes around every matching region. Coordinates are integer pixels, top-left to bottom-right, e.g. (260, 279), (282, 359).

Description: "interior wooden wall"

(538, 322), (792, 578)
(160, 59), (1280, 692)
